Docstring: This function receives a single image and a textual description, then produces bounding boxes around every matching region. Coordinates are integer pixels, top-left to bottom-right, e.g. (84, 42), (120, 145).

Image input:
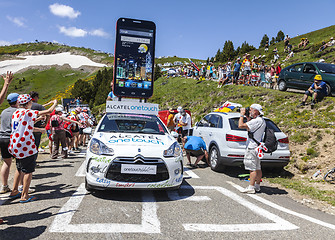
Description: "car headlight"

(89, 138), (114, 156)
(163, 142), (182, 158)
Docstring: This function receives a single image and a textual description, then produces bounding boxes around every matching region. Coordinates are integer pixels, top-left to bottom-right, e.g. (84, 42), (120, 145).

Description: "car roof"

(207, 112), (269, 119)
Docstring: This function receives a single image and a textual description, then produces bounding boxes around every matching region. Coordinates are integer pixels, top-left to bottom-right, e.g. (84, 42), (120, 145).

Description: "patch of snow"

(0, 52), (107, 74)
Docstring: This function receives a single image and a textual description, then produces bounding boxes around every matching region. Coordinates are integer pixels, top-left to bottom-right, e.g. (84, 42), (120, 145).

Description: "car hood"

(92, 132), (177, 156)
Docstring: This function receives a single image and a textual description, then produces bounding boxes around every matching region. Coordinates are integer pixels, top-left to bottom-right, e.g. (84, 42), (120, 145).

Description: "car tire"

(278, 80), (287, 91)
(209, 145), (225, 172)
(85, 178), (94, 192)
(325, 83), (332, 96)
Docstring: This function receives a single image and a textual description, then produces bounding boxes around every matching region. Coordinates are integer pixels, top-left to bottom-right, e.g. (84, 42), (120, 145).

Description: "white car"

(85, 113), (183, 191)
(193, 112), (290, 172)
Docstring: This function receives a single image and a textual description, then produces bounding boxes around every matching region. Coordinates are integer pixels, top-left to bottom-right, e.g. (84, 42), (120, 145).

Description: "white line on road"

(49, 183), (160, 233)
(167, 190), (211, 201)
(227, 181), (335, 230)
(75, 160), (86, 177)
(183, 167), (200, 178)
(183, 186), (298, 232)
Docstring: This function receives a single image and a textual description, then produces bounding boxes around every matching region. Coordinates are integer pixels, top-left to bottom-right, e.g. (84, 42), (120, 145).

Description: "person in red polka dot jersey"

(8, 94), (57, 203)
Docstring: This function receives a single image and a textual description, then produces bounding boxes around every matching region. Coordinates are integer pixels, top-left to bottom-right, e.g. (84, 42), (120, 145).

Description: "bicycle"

(323, 167), (335, 183)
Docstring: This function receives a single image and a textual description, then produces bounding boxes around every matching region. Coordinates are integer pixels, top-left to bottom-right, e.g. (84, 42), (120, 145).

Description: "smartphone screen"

(113, 18), (156, 99)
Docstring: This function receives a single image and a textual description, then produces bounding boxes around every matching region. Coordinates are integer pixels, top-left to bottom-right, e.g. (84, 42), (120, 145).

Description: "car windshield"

(315, 63), (335, 74)
(229, 118), (281, 132)
(98, 113), (167, 134)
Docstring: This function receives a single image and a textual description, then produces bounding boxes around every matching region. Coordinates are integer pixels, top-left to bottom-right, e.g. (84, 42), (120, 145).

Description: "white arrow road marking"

(183, 186), (298, 232)
(227, 181), (335, 230)
(49, 183), (160, 233)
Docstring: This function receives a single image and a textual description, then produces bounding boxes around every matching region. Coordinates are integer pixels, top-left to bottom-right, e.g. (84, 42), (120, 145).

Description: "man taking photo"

(238, 104), (266, 193)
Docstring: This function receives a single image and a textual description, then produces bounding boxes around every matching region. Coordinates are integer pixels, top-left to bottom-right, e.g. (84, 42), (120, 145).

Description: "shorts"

(244, 148), (261, 171)
(242, 70), (251, 76)
(16, 154), (38, 173)
(33, 132), (42, 149)
(185, 148), (205, 157)
(72, 125), (79, 133)
(79, 128), (84, 134)
(0, 138), (13, 159)
(65, 130), (73, 138)
(305, 89), (326, 101)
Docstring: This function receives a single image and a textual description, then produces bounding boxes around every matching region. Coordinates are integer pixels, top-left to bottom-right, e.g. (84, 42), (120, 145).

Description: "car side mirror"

(170, 131), (178, 138)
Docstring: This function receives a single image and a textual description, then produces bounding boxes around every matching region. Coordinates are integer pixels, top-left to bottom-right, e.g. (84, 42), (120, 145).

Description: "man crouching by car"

(238, 104), (266, 194)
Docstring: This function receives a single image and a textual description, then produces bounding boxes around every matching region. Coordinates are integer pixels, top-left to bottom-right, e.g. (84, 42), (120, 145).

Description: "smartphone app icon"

(125, 81), (131, 88)
(137, 83), (143, 88)
(119, 81), (124, 87)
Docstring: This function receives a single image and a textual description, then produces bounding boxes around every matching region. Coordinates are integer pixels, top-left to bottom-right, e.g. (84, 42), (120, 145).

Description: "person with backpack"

(238, 104), (266, 194)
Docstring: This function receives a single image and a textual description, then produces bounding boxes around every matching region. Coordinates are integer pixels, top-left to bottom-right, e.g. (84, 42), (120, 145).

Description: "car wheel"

(85, 178), (94, 192)
(326, 83), (332, 96)
(278, 80), (287, 91)
(209, 145), (225, 172)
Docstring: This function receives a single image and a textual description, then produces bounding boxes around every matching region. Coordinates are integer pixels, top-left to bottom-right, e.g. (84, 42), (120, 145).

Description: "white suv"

(192, 112), (290, 172)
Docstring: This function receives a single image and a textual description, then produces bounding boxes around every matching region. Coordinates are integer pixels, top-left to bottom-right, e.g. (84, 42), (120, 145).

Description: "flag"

(214, 101), (242, 113)
(189, 58), (200, 72)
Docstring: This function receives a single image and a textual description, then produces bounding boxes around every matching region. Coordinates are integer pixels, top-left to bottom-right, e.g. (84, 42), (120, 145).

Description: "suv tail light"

(226, 134), (247, 142)
(278, 137), (289, 144)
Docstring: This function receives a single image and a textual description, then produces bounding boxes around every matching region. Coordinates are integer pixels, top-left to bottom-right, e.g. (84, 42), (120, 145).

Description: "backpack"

(262, 127), (278, 153)
(249, 119), (278, 153)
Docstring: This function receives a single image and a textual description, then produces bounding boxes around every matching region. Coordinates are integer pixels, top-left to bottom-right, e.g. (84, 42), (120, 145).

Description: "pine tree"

(71, 79), (93, 104)
(260, 34), (269, 48)
(222, 40), (235, 62)
(270, 37), (276, 45)
(154, 64), (162, 81)
(276, 30), (285, 42)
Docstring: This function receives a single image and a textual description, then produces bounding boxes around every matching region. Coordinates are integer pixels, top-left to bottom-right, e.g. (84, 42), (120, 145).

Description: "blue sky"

(0, 0), (334, 60)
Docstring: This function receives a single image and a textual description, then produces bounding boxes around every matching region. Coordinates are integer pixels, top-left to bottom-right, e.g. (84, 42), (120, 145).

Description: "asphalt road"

(1, 149), (335, 240)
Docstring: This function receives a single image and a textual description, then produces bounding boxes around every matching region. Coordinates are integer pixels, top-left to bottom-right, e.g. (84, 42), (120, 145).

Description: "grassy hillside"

(0, 67), (90, 111)
(246, 25), (335, 66)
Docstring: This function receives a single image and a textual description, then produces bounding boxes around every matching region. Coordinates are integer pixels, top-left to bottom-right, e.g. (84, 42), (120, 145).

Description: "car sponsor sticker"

(121, 164), (157, 175)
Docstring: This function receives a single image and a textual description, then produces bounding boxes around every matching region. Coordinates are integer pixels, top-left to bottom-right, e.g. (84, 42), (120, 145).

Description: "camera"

(237, 107), (250, 117)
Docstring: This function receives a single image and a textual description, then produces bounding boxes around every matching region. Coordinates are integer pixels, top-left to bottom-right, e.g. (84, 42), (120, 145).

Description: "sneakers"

(18, 185), (35, 194)
(240, 185), (256, 194)
(0, 185), (11, 194)
(311, 101), (316, 109)
(254, 184), (261, 192)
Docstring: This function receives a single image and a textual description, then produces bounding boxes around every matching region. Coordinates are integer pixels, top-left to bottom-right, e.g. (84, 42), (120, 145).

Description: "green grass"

(246, 25), (335, 67)
(0, 67), (89, 112)
(267, 177), (335, 207)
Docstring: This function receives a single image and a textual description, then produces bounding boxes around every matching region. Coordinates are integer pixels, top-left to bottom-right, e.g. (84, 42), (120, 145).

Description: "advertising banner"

(106, 101), (159, 115)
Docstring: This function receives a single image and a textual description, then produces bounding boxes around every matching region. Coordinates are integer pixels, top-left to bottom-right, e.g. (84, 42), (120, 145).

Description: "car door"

(299, 63), (317, 89)
(193, 114), (212, 147)
(207, 114), (222, 144)
(285, 63), (304, 88)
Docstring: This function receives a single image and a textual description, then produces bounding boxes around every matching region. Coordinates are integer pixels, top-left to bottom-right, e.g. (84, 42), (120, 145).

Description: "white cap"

(177, 106), (183, 112)
(250, 104), (264, 116)
(55, 105), (64, 112)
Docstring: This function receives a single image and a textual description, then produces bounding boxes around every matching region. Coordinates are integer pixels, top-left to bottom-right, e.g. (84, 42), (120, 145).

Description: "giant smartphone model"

(113, 18), (156, 98)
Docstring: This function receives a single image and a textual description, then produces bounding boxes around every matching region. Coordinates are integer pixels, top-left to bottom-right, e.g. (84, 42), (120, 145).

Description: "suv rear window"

(229, 118), (281, 132)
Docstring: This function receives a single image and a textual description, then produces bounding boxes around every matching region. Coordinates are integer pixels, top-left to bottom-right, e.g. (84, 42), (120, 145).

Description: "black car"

(277, 62), (335, 96)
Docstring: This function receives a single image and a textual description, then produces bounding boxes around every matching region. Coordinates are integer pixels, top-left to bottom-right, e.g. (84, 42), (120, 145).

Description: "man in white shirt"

(238, 104), (266, 194)
(179, 109), (192, 137)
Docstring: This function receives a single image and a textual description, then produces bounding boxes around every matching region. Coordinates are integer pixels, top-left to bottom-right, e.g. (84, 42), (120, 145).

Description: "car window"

(229, 117), (281, 132)
(98, 113), (167, 134)
(315, 63), (335, 74)
(208, 114), (221, 128)
(303, 64), (316, 74)
(290, 64), (303, 72)
(198, 115), (211, 127)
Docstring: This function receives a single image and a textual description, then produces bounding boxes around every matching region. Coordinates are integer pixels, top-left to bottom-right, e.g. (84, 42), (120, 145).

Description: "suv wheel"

(209, 145), (225, 172)
(278, 80), (287, 91)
